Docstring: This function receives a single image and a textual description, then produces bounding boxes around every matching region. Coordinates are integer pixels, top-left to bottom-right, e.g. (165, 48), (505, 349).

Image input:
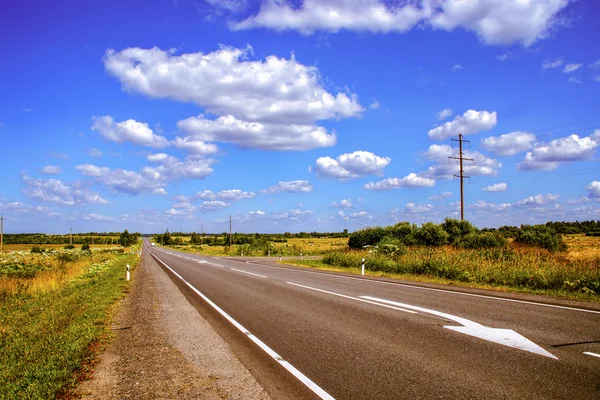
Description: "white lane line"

(245, 262), (600, 315)
(197, 260), (207, 264)
(210, 263), (224, 268)
(286, 282), (416, 314)
(151, 255), (334, 400)
(583, 352), (600, 359)
(231, 268), (268, 279)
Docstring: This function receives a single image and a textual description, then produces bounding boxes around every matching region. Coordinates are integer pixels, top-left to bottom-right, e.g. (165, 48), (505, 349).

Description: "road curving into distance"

(143, 240), (600, 400)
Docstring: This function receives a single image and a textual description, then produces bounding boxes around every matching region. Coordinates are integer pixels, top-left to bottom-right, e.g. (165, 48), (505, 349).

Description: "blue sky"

(1, 0), (600, 234)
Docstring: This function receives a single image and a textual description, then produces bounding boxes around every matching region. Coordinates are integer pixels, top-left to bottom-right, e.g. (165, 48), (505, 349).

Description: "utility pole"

(449, 134), (474, 221)
(0, 214), (5, 253)
(229, 216), (232, 247)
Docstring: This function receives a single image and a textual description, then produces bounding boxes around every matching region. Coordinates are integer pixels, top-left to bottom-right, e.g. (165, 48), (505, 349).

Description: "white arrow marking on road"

(361, 296), (557, 360)
(584, 352), (600, 359)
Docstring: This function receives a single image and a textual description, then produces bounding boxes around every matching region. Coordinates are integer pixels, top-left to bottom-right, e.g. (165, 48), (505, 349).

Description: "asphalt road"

(144, 242), (600, 399)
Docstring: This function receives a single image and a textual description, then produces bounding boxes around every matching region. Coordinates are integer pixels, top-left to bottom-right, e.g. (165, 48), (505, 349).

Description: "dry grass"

(286, 237), (348, 252)
(564, 234), (600, 260)
(1, 244), (120, 252)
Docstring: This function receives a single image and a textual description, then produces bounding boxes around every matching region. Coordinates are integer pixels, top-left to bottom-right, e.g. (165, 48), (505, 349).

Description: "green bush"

(63, 244), (75, 250)
(387, 222), (418, 245)
(454, 232), (507, 249)
(30, 246), (44, 253)
(442, 218), (478, 243)
(348, 227), (388, 249)
(376, 236), (407, 256)
(415, 222), (449, 246)
(515, 225), (567, 252)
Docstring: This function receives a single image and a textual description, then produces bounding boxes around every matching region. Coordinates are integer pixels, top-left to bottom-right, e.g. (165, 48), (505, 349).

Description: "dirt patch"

(76, 253), (270, 399)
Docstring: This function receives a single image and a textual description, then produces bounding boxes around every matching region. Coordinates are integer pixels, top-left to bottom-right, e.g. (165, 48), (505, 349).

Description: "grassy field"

(1, 244), (124, 252)
(0, 246), (139, 398)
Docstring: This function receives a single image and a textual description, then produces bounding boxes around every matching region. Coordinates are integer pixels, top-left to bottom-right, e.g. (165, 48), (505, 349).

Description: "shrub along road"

(147, 242), (600, 400)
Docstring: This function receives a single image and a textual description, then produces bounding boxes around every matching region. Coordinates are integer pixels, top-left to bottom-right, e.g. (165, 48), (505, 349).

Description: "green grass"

(0, 252), (138, 399)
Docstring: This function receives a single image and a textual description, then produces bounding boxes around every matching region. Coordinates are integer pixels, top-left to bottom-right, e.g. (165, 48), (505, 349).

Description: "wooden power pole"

(449, 134), (474, 221)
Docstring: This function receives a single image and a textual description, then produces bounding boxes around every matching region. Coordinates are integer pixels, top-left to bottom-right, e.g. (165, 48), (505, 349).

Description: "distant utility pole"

(449, 134), (474, 221)
(0, 214), (5, 253)
(229, 216), (232, 247)
(70, 228), (73, 245)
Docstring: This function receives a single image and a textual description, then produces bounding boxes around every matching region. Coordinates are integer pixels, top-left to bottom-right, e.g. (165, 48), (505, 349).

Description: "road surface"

(143, 242), (600, 399)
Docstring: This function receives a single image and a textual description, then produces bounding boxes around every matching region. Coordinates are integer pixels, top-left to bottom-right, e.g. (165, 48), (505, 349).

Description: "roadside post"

(127, 264), (131, 281)
(268, 250), (271, 257)
(241, 250), (244, 257)
(300, 251), (303, 260)
(279, 254), (282, 262)
(362, 258), (365, 276)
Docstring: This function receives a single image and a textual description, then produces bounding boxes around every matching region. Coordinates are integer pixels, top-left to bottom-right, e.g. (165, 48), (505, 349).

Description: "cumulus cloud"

(563, 64), (582, 73)
(178, 115), (335, 151)
(429, 191), (452, 201)
(205, 0), (246, 12)
(91, 116), (169, 148)
(171, 136), (219, 155)
(542, 58), (563, 69)
(428, 110), (497, 140)
(452, 64), (463, 71)
(568, 76), (581, 84)
(515, 193), (559, 207)
(104, 46), (362, 125)
(312, 151), (391, 180)
(518, 130), (600, 171)
(482, 183), (507, 192)
(200, 200), (228, 210)
(468, 199), (512, 211)
(21, 174), (110, 206)
(77, 153), (215, 195)
(480, 131), (536, 156)
(590, 60), (600, 69)
(261, 180), (313, 194)
(587, 181), (600, 198)
(41, 165), (62, 175)
(232, 0), (570, 46)
(364, 173), (435, 190)
(423, 144), (502, 179)
(88, 148), (103, 157)
(196, 189), (255, 202)
(83, 213), (115, 222)
(436, 108), (454, 121)
(405, 203), (434, 213)
(331, 199), (353, 209)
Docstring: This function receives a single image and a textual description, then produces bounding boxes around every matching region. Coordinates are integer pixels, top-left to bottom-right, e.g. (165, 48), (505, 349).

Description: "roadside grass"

(1, 244), (122, 252)
(0, 249), (138, 398)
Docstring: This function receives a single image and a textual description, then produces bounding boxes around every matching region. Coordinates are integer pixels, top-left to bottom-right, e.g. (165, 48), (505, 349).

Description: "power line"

(527, 118), (600, 134)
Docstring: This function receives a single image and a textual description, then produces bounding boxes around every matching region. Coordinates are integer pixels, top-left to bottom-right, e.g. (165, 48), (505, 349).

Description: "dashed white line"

(151, 255), (334, 400)
(286, 282), (416, 314)
(231, 268), (268, 279)
(583, 352), (600, 359)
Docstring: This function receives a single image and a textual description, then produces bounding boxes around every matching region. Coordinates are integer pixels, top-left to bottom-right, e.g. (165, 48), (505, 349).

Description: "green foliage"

(415, 222), (449, 246)
(81, 240), (90, 251)
(515, 225), (567, 252)
(375, 236), (407, 256)
(63, 244), (75, 250)
(454, 232), (507, 249)
(442, 218), (478, 243)
(30, 246), (44, 253)
(118, 229), (138, 247)
(348, 227), (389, 249)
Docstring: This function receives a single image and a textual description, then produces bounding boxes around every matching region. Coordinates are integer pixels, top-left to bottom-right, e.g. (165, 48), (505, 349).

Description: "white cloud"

(517, 131), (600, 171)
(331, 199), (353, 209)
(429, 191), (452, 201)
(88, 148), (103, 157)
(104, 46), (363, 125)
(515, 193), (559, 207)
(468, 199), (512, 211)
(405, 203), (434, 213)
(436, 108), (454, 121)
(563, 63), (582, 73)
(261, 180), (313, 194)
(452, 64), (463, 71)
(91, 116), (169, 148)
(232, 0), (570, 46)
(172, 137), (219, 155)
(313, 151), (391, 180)
(21, 174), (110, 206)
(83, 213), (115, 222)
(41, 165), (62, 175)
(200, 200), (228, 210)
(77, 153), (215, 195)
(423, 144), (502, 178)
(348, 211), (372, 220)
(364, 173), (435, 190)
(482, 183), (507, 192)
(542, 58), (563, 69)
(178, 115), (335, 151)
(590, 60), (600, 69)
(370, 99), (380, 110)
(496, 52), (513, 61)
(196, 189), (255, 202)
(205, 0), (246, 12)
(480, 131), (536, 156)
(594, 76), (600, 83)
(568, 76), (581, 84)
(587, 181), (600, 198)
(428, 110), (497, 140)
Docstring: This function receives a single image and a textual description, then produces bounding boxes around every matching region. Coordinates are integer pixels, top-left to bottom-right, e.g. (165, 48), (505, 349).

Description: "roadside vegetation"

(0, 232), (139, 398)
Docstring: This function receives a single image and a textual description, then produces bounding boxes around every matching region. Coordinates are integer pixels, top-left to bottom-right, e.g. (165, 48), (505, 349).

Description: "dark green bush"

(387, 222), (418, 245)
(376, 236), (407, 256)
(442, 218), (478, 243)
(30, 246), (44, 253)
(454, 232), (507, 249)
(414, 222), (449, 246)
(63, 244), (75, 250)
(515, 225), (567, 252)
(348, 227), (388, 249)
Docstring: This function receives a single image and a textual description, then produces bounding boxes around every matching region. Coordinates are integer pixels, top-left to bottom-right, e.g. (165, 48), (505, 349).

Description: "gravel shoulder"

(76, 252), (271, 399)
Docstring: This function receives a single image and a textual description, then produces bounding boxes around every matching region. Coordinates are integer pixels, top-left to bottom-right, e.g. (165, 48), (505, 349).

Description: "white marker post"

(300, 252), (303, 260)
(268, 250), (271, 257)
(126, 264), (131, 281)
(361, 258), (365, 276)
(241, 250), (244, 257)
(279, 255), (282, 262)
